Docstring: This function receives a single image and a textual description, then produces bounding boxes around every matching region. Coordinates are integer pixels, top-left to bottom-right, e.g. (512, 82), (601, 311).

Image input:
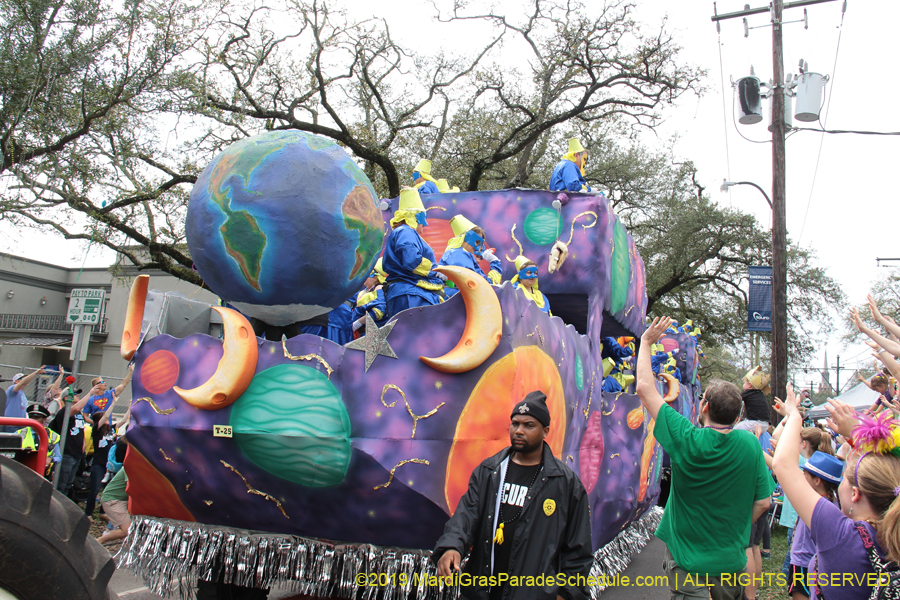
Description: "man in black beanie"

(433, 390), (592, 600)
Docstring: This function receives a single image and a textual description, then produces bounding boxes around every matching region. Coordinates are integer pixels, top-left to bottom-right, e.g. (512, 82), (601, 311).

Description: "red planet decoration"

(140, 350), (181, 394)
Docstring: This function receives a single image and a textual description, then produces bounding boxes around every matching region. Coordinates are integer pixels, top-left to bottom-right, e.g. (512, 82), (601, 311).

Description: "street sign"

(67, 289), (106, 325)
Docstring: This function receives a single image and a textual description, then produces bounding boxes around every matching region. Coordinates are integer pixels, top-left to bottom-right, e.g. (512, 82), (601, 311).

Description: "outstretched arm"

(851, 308), (900, 357)
(114, 363), (134, 397)
(772, 384), (820, 528)
(868, 295), (900, 340)
(635, 317), (672, 420)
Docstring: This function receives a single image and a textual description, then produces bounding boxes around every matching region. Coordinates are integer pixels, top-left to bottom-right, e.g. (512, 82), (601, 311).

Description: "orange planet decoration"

(420, 265), (503, 374)
(140, 350), (180, 394)
(174, 306), (258, 410)
(420, 218), (454, 263)
(444, 345), (566, 513)
(121, 274), (149, 360)
(626, 407), (644, 429)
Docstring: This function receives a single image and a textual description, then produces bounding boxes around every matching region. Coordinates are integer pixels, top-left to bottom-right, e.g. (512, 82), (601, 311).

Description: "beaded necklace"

(493, 453), (543, 545)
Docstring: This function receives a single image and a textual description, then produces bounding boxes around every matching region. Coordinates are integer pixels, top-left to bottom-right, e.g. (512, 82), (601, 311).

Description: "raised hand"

(641, 316), (672, 346)
(826, 399), (860, 439)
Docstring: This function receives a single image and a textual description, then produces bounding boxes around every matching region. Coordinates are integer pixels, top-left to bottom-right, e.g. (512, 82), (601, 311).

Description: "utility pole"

(770, 0), (788, 406)
(712, 0), (837, 404)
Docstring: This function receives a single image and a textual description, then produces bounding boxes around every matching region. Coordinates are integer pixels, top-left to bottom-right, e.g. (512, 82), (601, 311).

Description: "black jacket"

(741, 388), (770, 422)
(433, 442), (593, 600)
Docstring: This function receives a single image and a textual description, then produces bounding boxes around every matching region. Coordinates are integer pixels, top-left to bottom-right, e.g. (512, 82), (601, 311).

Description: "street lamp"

(721, 177), (787, 416)
(720, 180), (773, 210)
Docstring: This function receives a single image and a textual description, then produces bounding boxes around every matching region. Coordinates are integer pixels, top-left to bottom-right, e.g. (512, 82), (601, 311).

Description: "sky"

(3, 0), (895, 390)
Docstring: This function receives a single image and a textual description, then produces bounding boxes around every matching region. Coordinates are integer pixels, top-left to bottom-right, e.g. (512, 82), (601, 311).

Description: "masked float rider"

(383, 188), (444, 317)
(438, 215), (502, 297)
(412, 159), (440, 195)
(350, 258), (388, 336)
(510, 255), (551, 316)
(16, 403), (61, 478)
(549, 138), (591, 193)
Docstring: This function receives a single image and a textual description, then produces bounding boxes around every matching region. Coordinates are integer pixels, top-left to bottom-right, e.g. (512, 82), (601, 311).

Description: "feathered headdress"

(852, 412), (900, 457)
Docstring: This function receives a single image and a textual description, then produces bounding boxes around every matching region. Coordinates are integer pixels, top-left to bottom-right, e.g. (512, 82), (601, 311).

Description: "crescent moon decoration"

(121, 274), (149, 360)
(173, 306), (258, 410)
(220, 460), (289, 519)
(660, 373), (680, 402)
(419, 265), (503, 373)
(380, 384), (446, 439)
(373, 458), (430, 491)
(280, 336), (334, 378)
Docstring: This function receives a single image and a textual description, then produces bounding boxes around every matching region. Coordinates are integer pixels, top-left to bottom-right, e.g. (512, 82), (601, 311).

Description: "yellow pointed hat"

(514, 255), (533, 272)
(450, 214), (477, 237)
(373, 257), (387, 283)
(414, 159), (432, 176)
(567, 138), (585, 154)
(398, 187), (425, 212)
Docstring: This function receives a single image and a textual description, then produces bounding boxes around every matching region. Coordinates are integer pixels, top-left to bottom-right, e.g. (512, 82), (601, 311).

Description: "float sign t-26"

(67, 289), (106, 325)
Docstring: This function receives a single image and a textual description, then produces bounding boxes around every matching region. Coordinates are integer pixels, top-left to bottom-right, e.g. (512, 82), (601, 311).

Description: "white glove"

(482, 249), (498, 263)
(352, 317), (366, 332)
(435, 271), (448, 282)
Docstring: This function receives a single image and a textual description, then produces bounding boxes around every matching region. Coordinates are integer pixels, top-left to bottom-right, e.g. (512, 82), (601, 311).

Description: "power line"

(793, 126), (900, 136)
(716, 23), (733, 186)
(797, 0), (846, 244)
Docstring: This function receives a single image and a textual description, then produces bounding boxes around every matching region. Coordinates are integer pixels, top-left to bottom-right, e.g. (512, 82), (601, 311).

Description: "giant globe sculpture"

(186, 131), (384, 326)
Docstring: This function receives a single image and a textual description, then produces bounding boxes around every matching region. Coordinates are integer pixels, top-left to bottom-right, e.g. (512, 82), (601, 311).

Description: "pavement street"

(109, 536), (669, 599)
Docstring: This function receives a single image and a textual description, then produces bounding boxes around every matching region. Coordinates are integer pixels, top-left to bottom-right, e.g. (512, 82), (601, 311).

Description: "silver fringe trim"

(118, 508), (661, 600)
(589, 506), (663, 598)
(117, 516), (463, 600)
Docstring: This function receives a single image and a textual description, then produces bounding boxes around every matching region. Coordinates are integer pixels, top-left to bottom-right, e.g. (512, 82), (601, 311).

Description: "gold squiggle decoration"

(204, 500), (213, 505)
(374, 458), (430, 490)
(159, 448), (174, 462)
(583, 373), (596, 419)
(381, 384), (445, 438)
(134, 397), (176, 415)
(221, 460), (289, 519)
(526, 325), (544, 345)
(425, 205), (447, 212)
(505, 224), (525, 263)
(282, 338), (334, 378)
(624, 305), (635, 316)
(602, 392), (626, 416)
(566, 455), (574, 463)
(186, 481), (192, 491)
(565, 211), (599, 245)
(610, 453), (620, 458)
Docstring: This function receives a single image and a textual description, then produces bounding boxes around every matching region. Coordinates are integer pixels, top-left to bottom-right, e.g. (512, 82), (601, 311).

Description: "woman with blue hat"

(785, 450), (843, 600)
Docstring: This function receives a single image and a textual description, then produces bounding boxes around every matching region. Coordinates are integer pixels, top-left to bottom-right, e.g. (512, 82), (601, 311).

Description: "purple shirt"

(791, 518), (817, 567)
(808, 496), (882, 600)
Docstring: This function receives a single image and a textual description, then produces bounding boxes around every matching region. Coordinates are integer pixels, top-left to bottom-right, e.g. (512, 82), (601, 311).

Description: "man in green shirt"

(636, 317), (774, 600)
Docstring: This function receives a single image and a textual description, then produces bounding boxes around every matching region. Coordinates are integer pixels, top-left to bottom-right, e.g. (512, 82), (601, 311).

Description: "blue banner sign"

(748, 266), (773, 332)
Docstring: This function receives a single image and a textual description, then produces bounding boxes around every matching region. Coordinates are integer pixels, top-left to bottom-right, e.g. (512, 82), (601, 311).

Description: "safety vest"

(15, 426), (60, 461)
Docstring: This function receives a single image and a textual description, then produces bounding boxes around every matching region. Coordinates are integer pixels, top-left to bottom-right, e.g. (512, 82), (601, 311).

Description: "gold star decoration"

(346, 313), (398, 371)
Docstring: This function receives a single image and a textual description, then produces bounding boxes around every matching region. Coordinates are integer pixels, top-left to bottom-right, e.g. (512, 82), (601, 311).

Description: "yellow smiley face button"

(543, 499), (556, 516)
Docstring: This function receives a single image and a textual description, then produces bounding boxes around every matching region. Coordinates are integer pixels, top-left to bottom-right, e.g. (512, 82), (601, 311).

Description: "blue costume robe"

(416, 180), (440, 194)
(326, 301), (354, 345)
(351, 288), (387, 328)
(383, 224), (443, 316)
(438, 247), (501, 296)
(549, 159), (590, 192)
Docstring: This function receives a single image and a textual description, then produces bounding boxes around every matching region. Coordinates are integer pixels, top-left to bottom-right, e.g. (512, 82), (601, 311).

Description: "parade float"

(116, 130), (703, 598)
